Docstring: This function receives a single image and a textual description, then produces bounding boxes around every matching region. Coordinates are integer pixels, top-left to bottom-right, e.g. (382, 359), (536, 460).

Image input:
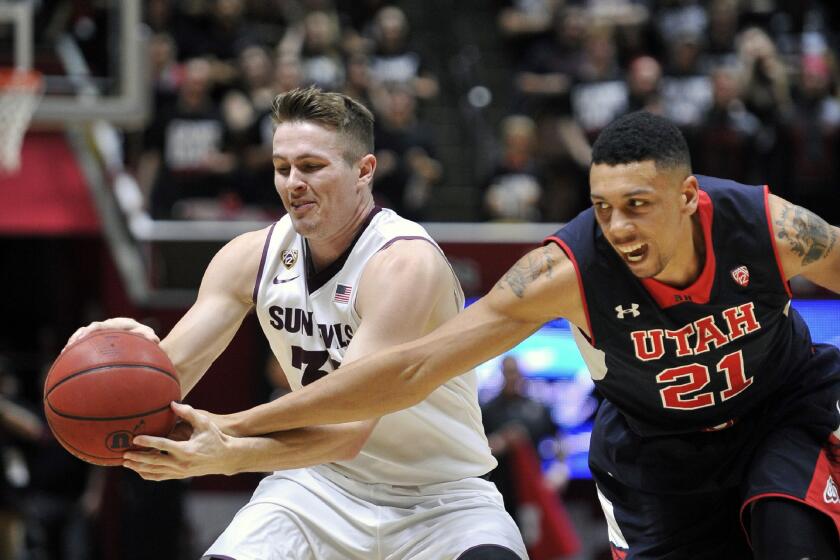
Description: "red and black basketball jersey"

(547, 175), (816, 436)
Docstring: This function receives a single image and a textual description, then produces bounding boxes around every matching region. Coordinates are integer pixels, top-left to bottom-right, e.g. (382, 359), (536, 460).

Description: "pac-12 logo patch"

(824, 475), (839, 504)
(281, 249), (299, 269)
(730, 265), (750, 287)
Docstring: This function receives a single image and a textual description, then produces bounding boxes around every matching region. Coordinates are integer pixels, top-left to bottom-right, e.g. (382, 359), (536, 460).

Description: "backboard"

(0, 0), (148, 127)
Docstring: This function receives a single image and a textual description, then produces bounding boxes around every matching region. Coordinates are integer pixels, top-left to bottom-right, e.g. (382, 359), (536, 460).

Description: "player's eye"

(593, 201), (610, 210)
(274, 165), (290, 175)
(629, 199), (646, 208)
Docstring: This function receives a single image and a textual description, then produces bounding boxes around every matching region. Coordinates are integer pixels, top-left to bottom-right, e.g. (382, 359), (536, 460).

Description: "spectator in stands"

(0, 357), (44, 560)
(184, 0), (253, 64)
(372, 84), (442, 219)
(148, 32), (183, 110)
(295, 10), (347, 91)
(626, 55), (664, 115)
(570, 25), (627, 139)
(513, 6), (592, 221)
(693, 65), (760, 181)
(481, 115), (545, 222)
(513, 6), (586, 117)
(735, 26), (793, 190)
(140, 58), (237, 219)
(482, 356), (565, 525)
(221, 45), (283, 214)
(660, 33), (714, 127)
(652, 0), (707, 49)
(368, 6), (439, 100)
(497, 0), (562, 61)
(737, 27), (793, 123)
(788, 53), (840, 224)
(705, 0), (740, 68)
(343, 53), (377, 109)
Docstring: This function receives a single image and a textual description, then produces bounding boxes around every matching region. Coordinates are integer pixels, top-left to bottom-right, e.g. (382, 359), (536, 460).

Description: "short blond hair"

(271, 86), (375, 163)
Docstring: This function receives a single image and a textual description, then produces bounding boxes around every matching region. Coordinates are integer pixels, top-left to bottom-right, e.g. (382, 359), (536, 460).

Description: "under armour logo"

(615, 304), (640, 319)
(825, 476), (839, 504)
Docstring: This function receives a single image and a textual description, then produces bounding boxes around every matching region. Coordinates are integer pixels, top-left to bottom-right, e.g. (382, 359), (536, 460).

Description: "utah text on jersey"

(631, 302), (761, 411)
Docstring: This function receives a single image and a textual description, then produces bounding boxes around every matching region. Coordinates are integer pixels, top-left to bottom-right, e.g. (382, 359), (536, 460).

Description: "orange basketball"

(43, 329), (181, 466)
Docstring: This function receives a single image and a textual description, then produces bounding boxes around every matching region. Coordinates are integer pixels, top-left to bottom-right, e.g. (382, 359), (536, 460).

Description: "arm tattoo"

(497, 246), (557, 298)
(775, 202), (837, 266)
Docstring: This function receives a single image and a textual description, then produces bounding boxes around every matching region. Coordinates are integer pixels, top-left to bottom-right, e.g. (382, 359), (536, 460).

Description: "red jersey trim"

(740, 435), (840, 547)
(641, 190), (715, 309)
(544, 236), (595, 345)
(764, 185), (793, 298)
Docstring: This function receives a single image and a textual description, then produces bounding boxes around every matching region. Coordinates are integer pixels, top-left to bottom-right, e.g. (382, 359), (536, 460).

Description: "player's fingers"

(102, 318), (160, 343)
(171, 402), (211, 429)
(132, 434), (181, 454)
(64, 318), (159, 351)
(124, 461), (176, 481)
(64, 322), (103, 350)
(123, 449), (167, 464)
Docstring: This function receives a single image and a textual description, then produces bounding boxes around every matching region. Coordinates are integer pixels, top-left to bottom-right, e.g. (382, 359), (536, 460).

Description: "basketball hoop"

(0, 69), (43, 173)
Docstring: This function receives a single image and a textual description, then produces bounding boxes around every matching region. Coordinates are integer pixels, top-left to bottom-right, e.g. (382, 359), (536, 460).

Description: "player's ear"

(357, 153), (376, 190)
(680, 175), (700, 214)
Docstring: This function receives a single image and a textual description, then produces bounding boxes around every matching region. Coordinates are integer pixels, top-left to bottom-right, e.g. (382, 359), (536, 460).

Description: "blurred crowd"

(134, 0), (442, 221)
(124, 0), (840, 225)
(490, 0), (840, 223)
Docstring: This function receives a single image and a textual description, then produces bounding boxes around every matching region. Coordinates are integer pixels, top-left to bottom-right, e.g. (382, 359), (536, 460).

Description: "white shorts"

(203, 465), (528, 560)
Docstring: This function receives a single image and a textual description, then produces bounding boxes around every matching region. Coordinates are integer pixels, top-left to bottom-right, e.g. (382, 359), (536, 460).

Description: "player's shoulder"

(203, 226), (274, 300)
(368, 207), (429, 239)
(222, 226), (273, 262)
(365, 236), (449, 283)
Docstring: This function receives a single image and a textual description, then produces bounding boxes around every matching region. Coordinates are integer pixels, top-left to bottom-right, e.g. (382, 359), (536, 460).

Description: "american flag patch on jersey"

(334, 284), (352, 303)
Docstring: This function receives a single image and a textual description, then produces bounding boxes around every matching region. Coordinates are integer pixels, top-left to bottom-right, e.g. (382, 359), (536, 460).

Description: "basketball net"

(0, 69), (43, 174)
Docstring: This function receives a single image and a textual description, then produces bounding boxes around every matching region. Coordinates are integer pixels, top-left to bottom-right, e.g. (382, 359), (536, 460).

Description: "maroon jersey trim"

(252, 222), (277, 304)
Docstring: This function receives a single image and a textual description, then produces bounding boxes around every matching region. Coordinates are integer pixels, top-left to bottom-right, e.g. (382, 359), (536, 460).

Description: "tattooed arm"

(769, 194), (840, 292)
(226, 243), (584, 433)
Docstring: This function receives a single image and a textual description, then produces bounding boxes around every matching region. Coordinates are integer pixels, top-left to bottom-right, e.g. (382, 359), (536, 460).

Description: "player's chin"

(623, 260), (661, 279)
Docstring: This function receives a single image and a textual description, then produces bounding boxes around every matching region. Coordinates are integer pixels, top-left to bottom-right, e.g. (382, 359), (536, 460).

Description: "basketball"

(43, 329), (181, 466)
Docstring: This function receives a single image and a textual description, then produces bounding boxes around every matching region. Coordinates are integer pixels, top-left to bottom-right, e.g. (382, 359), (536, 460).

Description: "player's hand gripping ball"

(43, 330), (181, 466)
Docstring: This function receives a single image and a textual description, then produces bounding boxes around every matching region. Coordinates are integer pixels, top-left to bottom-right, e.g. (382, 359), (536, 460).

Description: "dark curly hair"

(591, 111), (691, 171)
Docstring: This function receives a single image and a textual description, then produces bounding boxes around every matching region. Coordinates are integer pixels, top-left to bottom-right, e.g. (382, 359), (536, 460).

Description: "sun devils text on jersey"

(254, 207), (496, 487)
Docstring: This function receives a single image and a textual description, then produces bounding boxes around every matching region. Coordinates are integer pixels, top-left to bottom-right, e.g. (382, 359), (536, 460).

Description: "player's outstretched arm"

(768, 194), (840, 293)
(225, 242), (585, 436)
(125, 239), (473, 477)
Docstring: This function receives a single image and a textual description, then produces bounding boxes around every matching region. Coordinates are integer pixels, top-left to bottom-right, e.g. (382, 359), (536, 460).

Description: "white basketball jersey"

(254, 208), (496, 485)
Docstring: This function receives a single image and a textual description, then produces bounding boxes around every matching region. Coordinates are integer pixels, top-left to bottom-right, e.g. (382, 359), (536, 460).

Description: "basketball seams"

(45, 414), (122, 465)
(45, 400), (175, 422)
(44, 363), (178, 398)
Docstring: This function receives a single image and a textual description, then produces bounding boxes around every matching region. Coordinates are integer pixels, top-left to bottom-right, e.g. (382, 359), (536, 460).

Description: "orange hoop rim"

(0, 68), (43, 91)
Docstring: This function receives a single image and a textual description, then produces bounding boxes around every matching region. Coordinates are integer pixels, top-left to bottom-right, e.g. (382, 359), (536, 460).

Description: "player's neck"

(306, 200), (375, 272)
(653, 214), (706, 288)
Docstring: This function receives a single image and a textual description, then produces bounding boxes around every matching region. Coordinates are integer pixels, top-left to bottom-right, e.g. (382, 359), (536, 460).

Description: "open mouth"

(618, 242), (648, 263)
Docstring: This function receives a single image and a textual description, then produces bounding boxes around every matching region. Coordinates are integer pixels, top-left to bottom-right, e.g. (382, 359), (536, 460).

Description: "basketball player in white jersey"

(67, 88), (527, 560)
